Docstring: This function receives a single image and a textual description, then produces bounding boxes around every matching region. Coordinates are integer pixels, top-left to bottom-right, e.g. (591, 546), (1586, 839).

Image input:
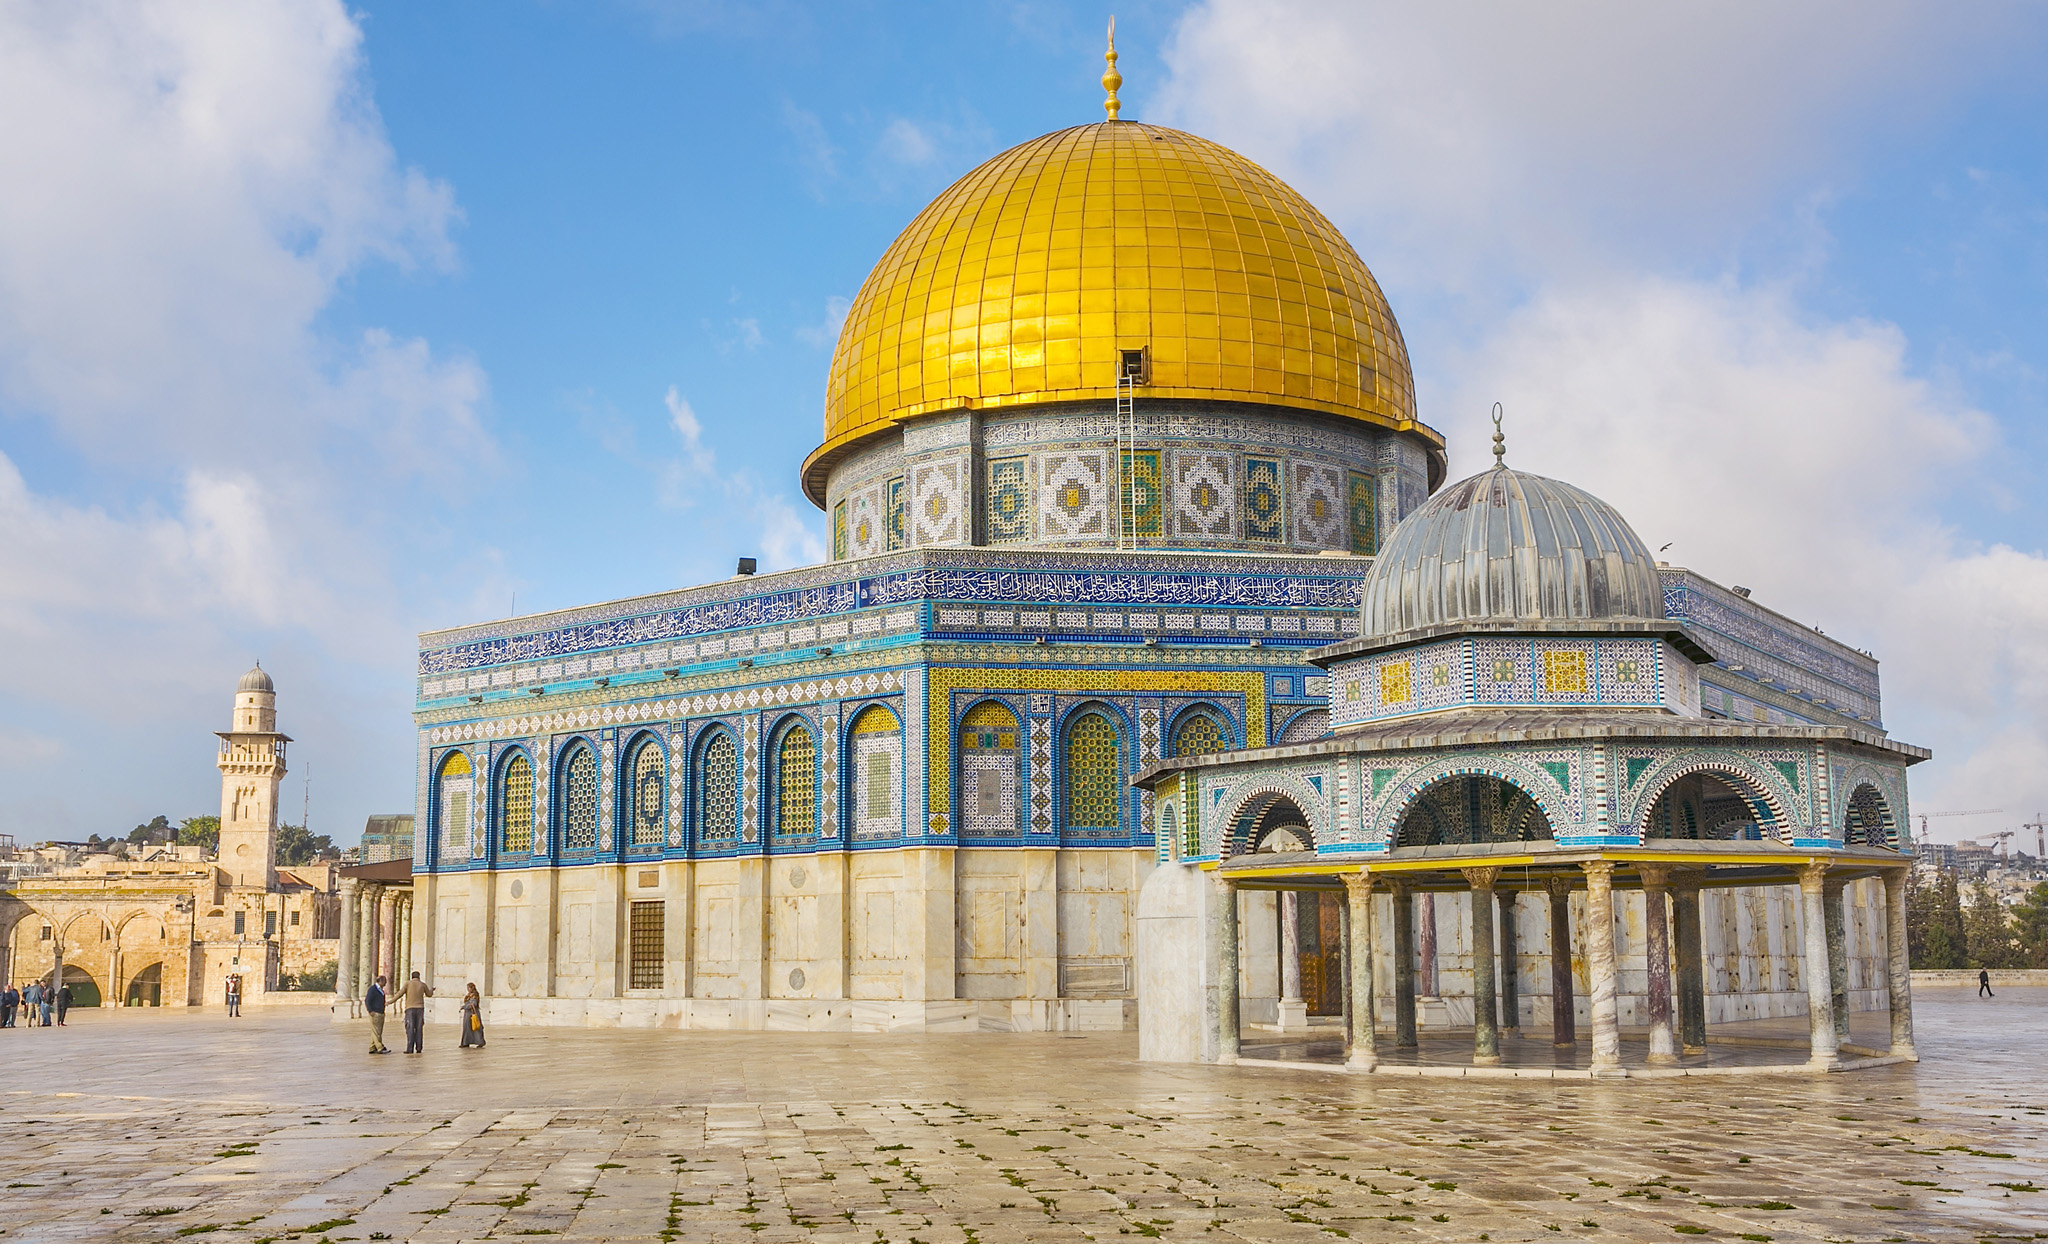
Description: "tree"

(126, 814), (173, 844)
(1906, 867), (1967, 969)
(276, 823), (337, 866)
(2008, 882), (2048, 970)
(279, 958), (337, 992)
(1963, 882), (2018, 970)
(178, 816), (220, 850)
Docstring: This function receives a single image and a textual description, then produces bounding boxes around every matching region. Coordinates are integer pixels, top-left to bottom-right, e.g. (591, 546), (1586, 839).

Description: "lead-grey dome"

(1359, 466), (1664, 640)
(237, 663), (274, 694)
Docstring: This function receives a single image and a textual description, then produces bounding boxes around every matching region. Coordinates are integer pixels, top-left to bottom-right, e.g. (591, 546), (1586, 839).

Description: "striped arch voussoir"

(1629, 752), (1796, 839)
(1371, 756), (1571, 847)
(1217, 773), (1329, 858)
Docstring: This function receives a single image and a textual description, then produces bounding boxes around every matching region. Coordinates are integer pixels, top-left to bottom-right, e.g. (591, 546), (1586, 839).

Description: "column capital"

(1341, 869), (1373, 897)
(1460, 865), (1500, 890)
(1820, 873), (1848, 897)
(339, 876), (360, 895)
(1796, 861), (1830, 892)
(1635, 861), (1673, 889)
(1579, 859), (1616, 888)
(1544, 873), (1575, 898)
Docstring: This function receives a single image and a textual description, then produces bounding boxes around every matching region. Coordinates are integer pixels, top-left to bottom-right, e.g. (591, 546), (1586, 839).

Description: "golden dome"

(804, 121), (1436, 503)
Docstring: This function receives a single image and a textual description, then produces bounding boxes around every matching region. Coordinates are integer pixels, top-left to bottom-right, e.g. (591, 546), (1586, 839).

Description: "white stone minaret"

(216, 663), (291, 890)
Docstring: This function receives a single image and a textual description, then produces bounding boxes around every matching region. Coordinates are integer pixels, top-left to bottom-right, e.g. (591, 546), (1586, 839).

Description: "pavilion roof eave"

(1131, 709), (1929, 790)
(1205, 841), (1909, 890)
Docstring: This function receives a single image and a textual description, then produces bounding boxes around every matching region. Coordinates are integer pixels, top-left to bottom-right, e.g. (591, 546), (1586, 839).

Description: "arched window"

(628, 738), (665, 846)
(499, 754), (534, 855)
(959, 700), (1020, 837)
(1172, 711), (1227, 757)
(560, 743), (598, 850)
(436, 751), (474, 866)
(1064, 710), (1123, 830)
(1279, 709), (1329, 744)
(776, 722), (817, 836)
(849, 705), (902, 838)
(699, 731), (739, 843)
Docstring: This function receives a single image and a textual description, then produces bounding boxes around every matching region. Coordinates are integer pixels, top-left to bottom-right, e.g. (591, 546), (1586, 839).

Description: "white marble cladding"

(421, 609), (918, 701)
(1329, 635), (1691, 727)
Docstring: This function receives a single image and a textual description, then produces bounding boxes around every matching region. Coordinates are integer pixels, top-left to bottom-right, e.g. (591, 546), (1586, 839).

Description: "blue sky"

(2, 1), (2045, 850)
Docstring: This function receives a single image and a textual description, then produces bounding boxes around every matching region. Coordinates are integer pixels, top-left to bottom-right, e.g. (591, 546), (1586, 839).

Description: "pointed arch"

(1392, 773), (1554, 848)
(772, 714), (818, 837)
(556, 739), (599, 852)
(623, 731), (667, 848)
(850, 704), (904, 839)
(1169, 704), (1231, 757)
(1630, 754), (1794, 841)
(434, 749), (476, 867)
(497, 748), (535, 856)
(1372, 758), (1566, 849)
(1842, 782), (1896, 847)
(1062, 704), (1126, 833)
(695, 725), (740, 845)
(959, 698), (1021, 838)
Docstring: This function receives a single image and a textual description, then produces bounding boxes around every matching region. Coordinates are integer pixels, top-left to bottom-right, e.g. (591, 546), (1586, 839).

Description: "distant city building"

(0, 666), (341, 1006)
(358, 815), (415, 865)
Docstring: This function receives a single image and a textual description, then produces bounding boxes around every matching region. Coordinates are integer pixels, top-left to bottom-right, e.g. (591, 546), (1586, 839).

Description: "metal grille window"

(700, 732), (738, 842)
(628, 901), (664, 990)
(631, 741), (665, 846)
(1065, 711), (1122, 829)
(562, 746), (598, 850)
(777, 725), (816, 836)
(501, 754), (534, 854)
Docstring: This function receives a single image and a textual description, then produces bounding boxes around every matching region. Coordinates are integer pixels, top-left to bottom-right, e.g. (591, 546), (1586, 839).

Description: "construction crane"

(1917, 808), (2003, 839)
(1986, 829), (2016, 860)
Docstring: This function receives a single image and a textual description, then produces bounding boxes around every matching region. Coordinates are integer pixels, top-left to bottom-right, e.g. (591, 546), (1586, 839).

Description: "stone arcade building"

(403, 64), (1920, 1058)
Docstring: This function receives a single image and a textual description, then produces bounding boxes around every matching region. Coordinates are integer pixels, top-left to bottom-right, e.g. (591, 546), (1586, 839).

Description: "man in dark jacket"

(55, 983), (72, 1026)
(1, 983), (17, 1027)
(365, 975), (390, 1053)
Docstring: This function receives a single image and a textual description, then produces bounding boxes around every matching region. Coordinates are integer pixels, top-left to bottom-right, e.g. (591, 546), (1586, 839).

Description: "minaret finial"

(1490, 401), (1507, 468)
(1102, 16), (1122, 121)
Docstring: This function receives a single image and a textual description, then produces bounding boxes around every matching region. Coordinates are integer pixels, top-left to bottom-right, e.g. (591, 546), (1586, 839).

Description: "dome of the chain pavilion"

(803, 120), (1437, 502)
(1357, 463), (1667, 642)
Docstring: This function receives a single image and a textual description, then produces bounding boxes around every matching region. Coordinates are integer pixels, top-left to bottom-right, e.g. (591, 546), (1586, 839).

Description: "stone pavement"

(0, 988), (2041, 1244)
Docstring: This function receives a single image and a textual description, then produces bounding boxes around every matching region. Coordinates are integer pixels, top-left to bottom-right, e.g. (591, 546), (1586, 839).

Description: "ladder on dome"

(1116, 370), (1137, 550)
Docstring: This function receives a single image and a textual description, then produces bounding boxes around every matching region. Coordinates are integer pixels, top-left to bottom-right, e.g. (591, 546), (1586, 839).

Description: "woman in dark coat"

(459, 982), (486, 1048)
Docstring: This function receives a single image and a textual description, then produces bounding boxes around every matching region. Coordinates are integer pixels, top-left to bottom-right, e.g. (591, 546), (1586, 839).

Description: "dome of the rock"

(804, 121), (1435, 503)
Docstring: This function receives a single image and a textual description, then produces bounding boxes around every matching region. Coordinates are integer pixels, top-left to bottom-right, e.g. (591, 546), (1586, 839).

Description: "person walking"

(400, 971), (434, 1054)
(37, 981), (54, 1027)
(55, 983), (72, 1026)
(364, 974), (390, 1054)
(1979, 968), (1994, 997)
(22, 982), (39, 1027)
(1, 982), (17, 1028)
(225, 975), (241, 1017)
(458, 982), (486, 1049)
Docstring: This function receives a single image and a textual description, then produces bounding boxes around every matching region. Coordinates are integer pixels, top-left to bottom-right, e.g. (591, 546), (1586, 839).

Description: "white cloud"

(1155, 2), (2048, 296)
(0, 0), (486, 839)
(654, 388), (823, 571)
(795, 296), (852, 349)
(1442, 279), (2048, 833)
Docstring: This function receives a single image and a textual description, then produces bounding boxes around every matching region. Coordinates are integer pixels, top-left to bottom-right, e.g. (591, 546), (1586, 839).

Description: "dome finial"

(1102, 16), (1122, 121)
(1490, 401), (1507, 468)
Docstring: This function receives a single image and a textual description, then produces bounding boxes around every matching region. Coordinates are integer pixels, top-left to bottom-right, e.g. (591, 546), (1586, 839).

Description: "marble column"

(395, 895), (412, 983)
(1638, 864), (1677, 1064)
(1278, 891), (1307, 1030)
(379, 888), (398, 983)
(1672, 873), (1707, 1053)
(1797, 864), (1840, 1069)
(359, 884), (383, 998)
(1391, 881), (1417, 1048)
(1463, 867), (1501, 1065)
(1545, 876), (1575, 1047)
(1823, 876), (1851, 1041)
(336, 879), (360, 1003)
(1882, 868), (1917, 1059)
(1211, 874), (1240, 1065)
(1498, 888), (1519, 1032)
(1417, 892), (1438, 997)
(1580, 861), (1621, 1073)
(1342, 872), (1377, 1070)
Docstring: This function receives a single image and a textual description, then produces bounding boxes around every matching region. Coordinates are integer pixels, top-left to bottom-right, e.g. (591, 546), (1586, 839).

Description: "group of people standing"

(1, 981), (72, 1027)
(361, 973), (485, 1053)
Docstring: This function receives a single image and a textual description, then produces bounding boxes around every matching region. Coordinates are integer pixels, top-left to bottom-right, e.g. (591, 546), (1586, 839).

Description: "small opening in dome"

(1119, 348), (1148, 383)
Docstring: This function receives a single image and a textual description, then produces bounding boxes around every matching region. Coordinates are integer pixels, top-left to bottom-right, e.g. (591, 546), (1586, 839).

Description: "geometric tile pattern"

(1063, 711), (1122, 830)
(847, 483), (885, 559)
(1029, 716), (1053, 833)
(1119, 450), (1163, 539)
(851, 727), (901, 840)
(741, 716), (759, 842)
(1291, 460), (1345, 549)
(698, 731), (738, 843)
(629, 740), (664, 846)
(885, 476), (907, 551)
(911, 457), (965, 546)
(499, 754), (534, 854)
(561, 744), (597, 851)
(1347, 470), (1376, 554)
(775, 722), (816, 836)
(1171, 711), (1227, 757)
(986, 456), (1030, 543)
(1244, 457), (1283, 542)
(1171, 450), (1233, 539)
(1040, 451), (1110, 540)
